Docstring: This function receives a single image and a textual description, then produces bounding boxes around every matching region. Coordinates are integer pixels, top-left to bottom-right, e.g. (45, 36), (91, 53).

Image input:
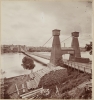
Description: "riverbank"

(1, 66), (91, 99)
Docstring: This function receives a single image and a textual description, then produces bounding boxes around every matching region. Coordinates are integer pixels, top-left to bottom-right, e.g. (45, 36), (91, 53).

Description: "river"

(1, 53), (49, 78)
(1, 52), (92, 78)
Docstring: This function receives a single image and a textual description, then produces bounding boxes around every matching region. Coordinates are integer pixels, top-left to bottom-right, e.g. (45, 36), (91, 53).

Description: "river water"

(1, 52), (92, 78)
(1, 53), (49, 78)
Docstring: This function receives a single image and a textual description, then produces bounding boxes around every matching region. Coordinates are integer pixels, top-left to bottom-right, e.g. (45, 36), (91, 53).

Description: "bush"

(22, 56), (35, 70)
(38, 69), (67, 88)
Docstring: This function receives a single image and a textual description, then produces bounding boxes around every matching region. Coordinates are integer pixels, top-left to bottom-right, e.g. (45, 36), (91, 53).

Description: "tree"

(22, 56), (35, 70)
(85, 42), (92, 55)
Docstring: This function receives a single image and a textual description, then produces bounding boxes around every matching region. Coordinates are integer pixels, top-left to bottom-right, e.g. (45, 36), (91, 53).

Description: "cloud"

(1, 1), (92, 47)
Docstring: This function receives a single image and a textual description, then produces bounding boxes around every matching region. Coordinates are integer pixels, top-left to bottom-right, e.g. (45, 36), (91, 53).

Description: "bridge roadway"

(23, 52), (92, 74)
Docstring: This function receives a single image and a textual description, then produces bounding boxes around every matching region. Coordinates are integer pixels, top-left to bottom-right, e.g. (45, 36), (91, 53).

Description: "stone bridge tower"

(69, 32), (81, 61)
(50, 29), (63, 66)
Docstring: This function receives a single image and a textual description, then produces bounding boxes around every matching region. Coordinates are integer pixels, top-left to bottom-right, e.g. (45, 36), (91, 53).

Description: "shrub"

(22, 56), (35, 70)
(38, 69), (67, 88)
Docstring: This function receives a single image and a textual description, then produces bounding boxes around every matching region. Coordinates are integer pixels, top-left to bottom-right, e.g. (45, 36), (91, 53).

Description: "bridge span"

(20, 29), (92, 74)
(22, 52), (92, 74)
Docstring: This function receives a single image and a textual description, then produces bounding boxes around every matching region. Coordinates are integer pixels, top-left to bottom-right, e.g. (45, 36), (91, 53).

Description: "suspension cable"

(61, 36), (71, 43)
(42, 36), (53, 47)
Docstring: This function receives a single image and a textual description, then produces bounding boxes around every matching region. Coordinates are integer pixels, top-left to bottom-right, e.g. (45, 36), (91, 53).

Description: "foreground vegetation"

(37, 65), (92, 99)
(1, 64), (91, 99)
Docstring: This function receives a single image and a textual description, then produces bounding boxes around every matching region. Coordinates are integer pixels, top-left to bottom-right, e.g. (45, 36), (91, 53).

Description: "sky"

(1, 1), (92, 47)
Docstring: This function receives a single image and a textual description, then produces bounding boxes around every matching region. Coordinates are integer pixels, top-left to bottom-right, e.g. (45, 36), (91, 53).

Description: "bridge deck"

(63, 60), (92, 74)
(23, 52), (92, 74)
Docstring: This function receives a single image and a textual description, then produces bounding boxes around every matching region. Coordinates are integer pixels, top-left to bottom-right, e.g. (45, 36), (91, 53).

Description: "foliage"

(50, 92), (63, 99)
(58, 70), (90, 94)
(22, 56), (35, 70)
(1, 78), (10, 99)
(85, 42), (92, 55)
(49, 69), (91, 99)
(38, 70), (67, 88)
(79, 87), (92, 99)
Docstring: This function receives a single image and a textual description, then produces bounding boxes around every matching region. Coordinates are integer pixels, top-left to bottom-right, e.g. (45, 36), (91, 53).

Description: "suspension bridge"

(7, 29), (92, 99)
(20, 29), (92, 74)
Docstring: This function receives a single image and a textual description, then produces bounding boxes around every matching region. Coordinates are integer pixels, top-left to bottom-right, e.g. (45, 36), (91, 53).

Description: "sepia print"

(0, 0), (93, 99)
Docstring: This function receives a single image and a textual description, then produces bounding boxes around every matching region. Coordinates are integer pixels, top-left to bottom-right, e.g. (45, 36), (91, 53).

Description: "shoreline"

(1, 65), (92, 99)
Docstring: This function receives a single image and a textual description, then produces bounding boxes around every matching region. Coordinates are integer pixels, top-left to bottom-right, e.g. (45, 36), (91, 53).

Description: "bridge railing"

(63, 60), (92, 74)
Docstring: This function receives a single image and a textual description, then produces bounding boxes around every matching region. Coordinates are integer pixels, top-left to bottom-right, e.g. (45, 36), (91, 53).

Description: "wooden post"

(15, 84), (19, 95)
(78, 66), (79, 74)
(91, 69), (92, 74)
(56, 85), (59, 95)
(22, 84), (25, 93)
(84, 67), (85, 73)
(74, 62), (75, 71)
(64, 43), (65, 47)
(71, 62), (73, 70)
(67, 61), (69, 69)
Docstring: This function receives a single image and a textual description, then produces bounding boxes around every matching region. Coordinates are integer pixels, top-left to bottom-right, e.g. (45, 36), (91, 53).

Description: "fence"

(63, 60), (92, 74)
